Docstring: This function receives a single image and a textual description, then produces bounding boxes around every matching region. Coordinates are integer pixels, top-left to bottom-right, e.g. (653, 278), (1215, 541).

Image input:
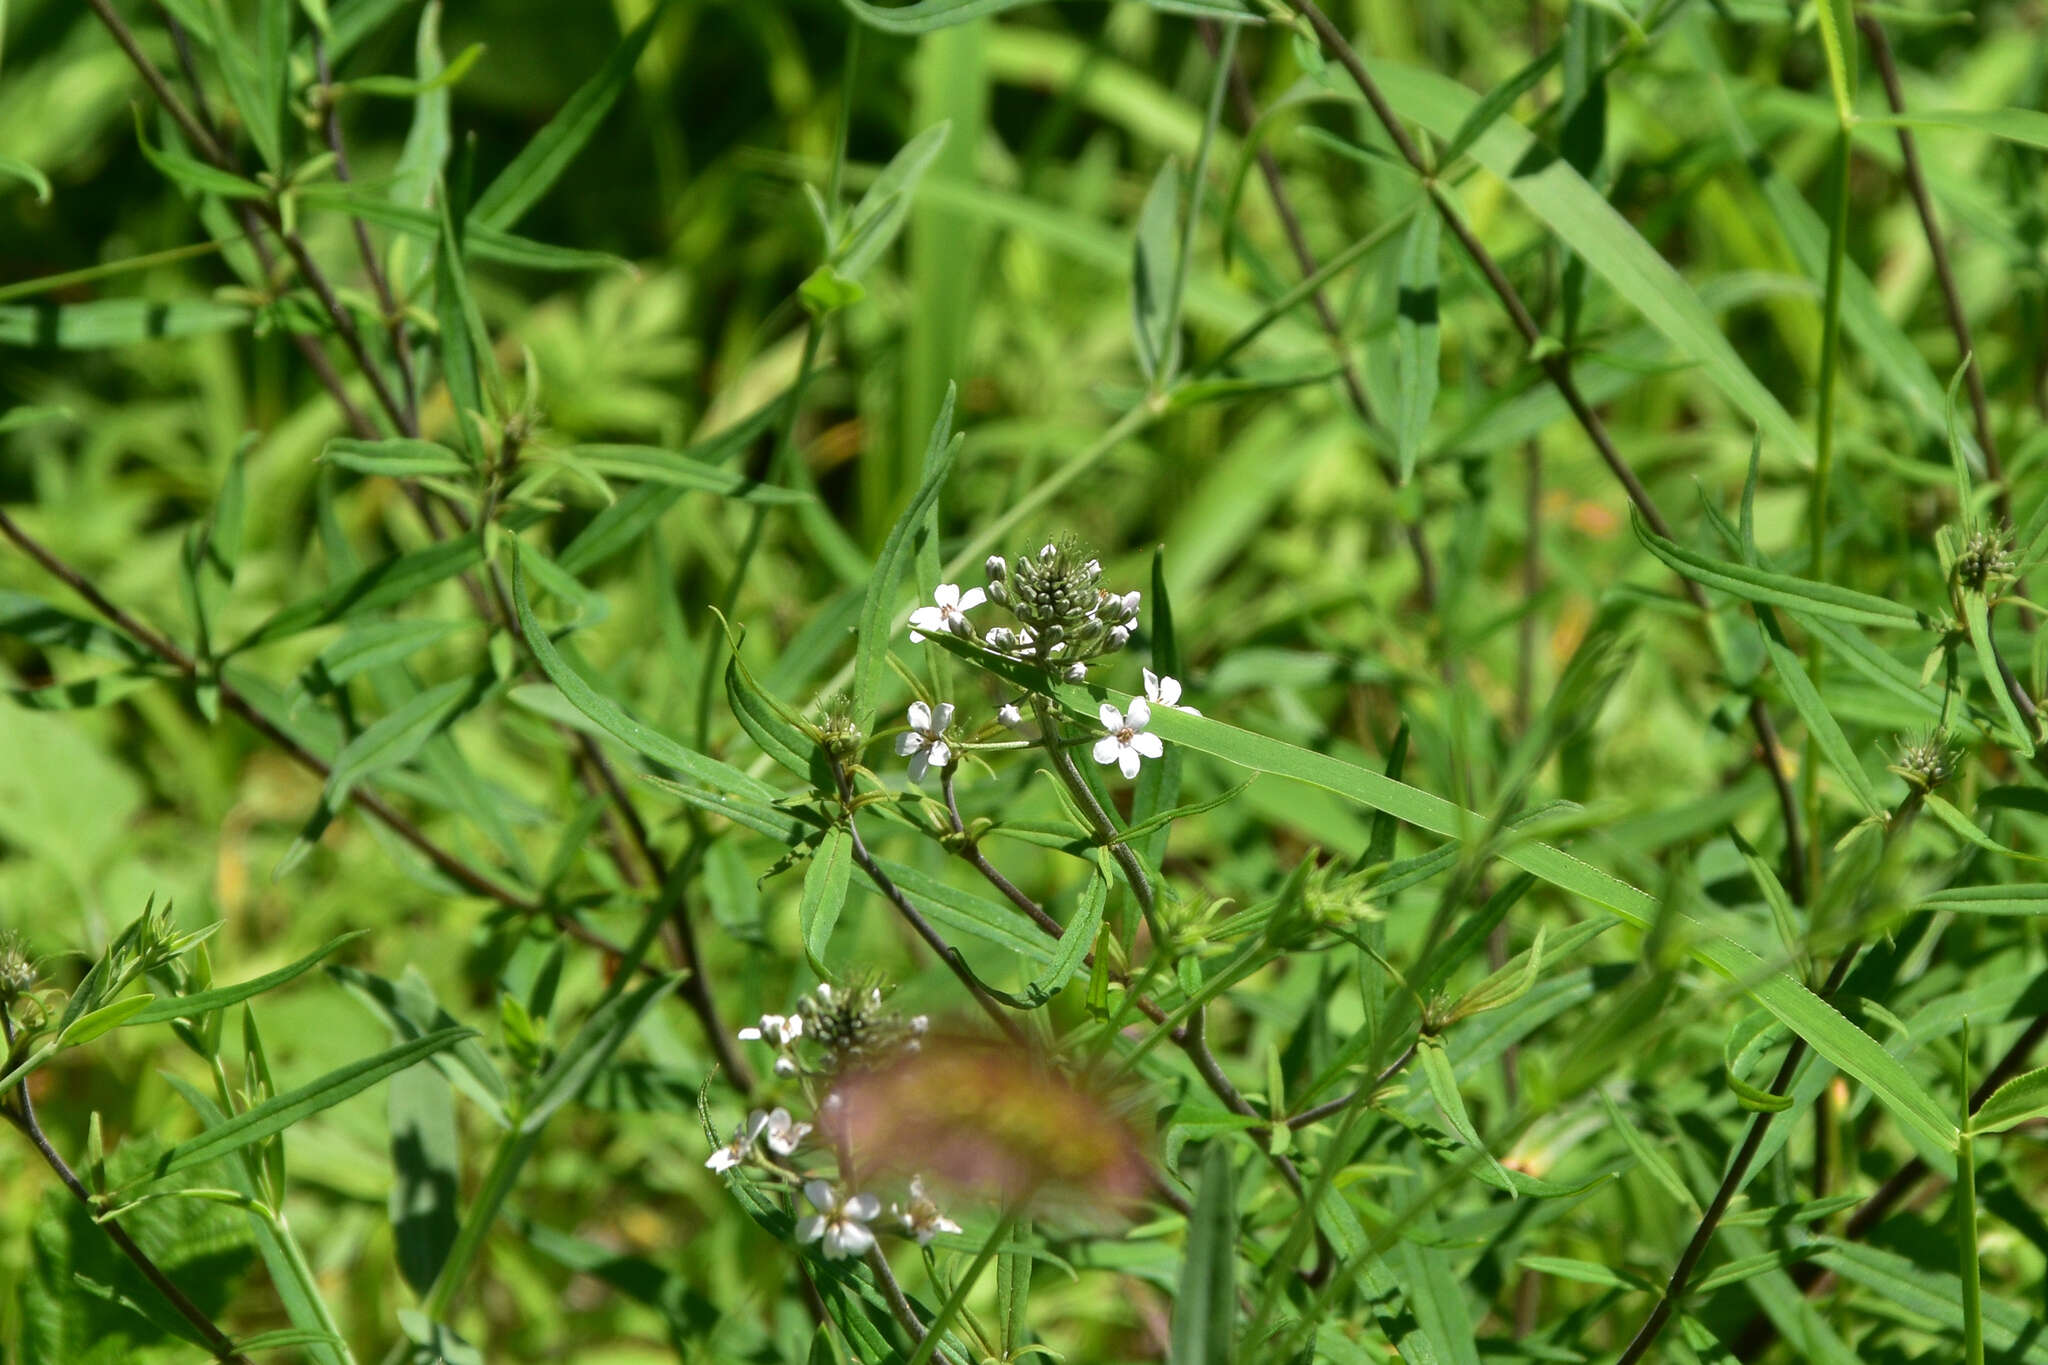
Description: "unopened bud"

(985, 555), (1007, 582)
(1064, 662), (1087, 682)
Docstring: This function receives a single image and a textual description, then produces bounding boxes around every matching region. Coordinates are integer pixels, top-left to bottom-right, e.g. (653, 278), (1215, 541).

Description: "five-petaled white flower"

(797, 1180), (881, 1260)
(763, 1107), (811, 1156)
(897, 1174), (962, 1245)
(908, 584), (985, 642)
(1142, 668), (1200, 716)
(706, 1110), (768, 1172)
(1093, 699), (1162, 779)
(895, 700), (954, 782)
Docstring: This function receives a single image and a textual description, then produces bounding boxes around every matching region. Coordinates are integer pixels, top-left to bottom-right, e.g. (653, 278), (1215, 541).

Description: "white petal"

(1119, 747), (1142, 779)
(908, 628), (926, 643)
(744, 1111), (770, 1140)
(795, 1214), (825, 1244)
(737, 1027), (762, 1041)
(935, 1215), (962, 1236)
(1157, 675), (1182, 706)
(1098, 703), (1124, 731)
(706, 1148), (738, 1172)
(925, 740), (951, 771)
(1093, 735), (1122, 766)
(1180, 704), (1201, 717)
(933, 583), (960, 608)
(907, 700), (931, 731)
(804, 1180), (836, 1213)
(1132, 731), (1163, 759)
(956, 587), (986, 611)
(932, 702), (955, 730)
(1142, 667), (1160, 698)
(844, 1193), (882, 1221)
(895, 731), (924, 756)
(827, 1220), (875, 1259)
(908, 747), (932, 782)
(908, 606), (943, 633)
(1126, 697), (1152, 729)
(782, 1014), (804, 1041)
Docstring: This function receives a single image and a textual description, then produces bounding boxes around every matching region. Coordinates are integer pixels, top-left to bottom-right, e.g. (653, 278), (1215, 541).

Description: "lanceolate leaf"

(129, 933), (367, 1024)
(1633, 512), (1926, 629)
(149, 1027), (476, 1181)
(835, 123), (951, 280)
(838, 0), (1252, 34)
(512, 564), (775, 801)
(1755, 606), (1883, 816)
(1392, 205), (1441, 484)
(800, 828), (855, 977)
(470, 2), (672, 232)
(1167, 1142), (1238, 1365)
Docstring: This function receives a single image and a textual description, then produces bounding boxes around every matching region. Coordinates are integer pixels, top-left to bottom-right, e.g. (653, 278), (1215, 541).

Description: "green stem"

(903, 1211), (1019, 1365)
(269, 1210), (362, 1365)
(1958, 1023), (1985, 1365)
(421, 1126), (542, 1323)
(1029, 695), (1161, 947)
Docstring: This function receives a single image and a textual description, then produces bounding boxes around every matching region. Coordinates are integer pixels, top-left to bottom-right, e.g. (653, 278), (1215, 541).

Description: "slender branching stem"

(1614, 942), (1863, 1365)
(2, 1012), (256, 1365)
(1204, 24), (1440, 607)
(315, 39), (421, 431)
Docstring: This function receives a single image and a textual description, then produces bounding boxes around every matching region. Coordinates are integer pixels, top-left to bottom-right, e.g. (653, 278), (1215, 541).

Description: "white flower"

(907, 584), (985, 642)
(738, 1013), (803, 1047)
(1142, 668), (1200, 716)
(706, 1110), (768, 1172)
(894, 700), (954, 782)
(1092, 699), (1163, 779)
(764, 1107), (811, 1156)
(996, 702), (1023, 729)
(797, 1180), (881, 1260)
(897, 1174), (963, 1245)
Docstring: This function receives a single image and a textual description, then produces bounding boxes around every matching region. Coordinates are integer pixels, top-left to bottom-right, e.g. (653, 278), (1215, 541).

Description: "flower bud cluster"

(980, 539), (1141, 672)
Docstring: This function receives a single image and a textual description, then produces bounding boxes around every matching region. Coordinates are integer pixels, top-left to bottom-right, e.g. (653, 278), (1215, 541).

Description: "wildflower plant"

(3, 1), (2048, 1364)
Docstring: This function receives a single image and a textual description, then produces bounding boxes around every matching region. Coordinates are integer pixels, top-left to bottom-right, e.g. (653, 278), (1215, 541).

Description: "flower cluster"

(708, 981), (959, 1262)
(896, 540), (1200, 785)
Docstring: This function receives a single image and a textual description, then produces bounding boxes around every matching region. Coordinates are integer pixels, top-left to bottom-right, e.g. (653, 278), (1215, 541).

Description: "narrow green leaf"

(151, 1027), (476, 1180)
(59, 994), (158, 1047)
(1131, 158), (1181, 385)
(1960, 590), (2034, 756)
(0, 155), (53, 203)
(556, 445), (811, 502)
(130, 933), (366, 1024)
(1971, 1065), (2048, 1135)
(511, 564), (775, 800)
(838, 0), (1251, 34)
(836, 122), (951, 280)
(1416, 1037), (1514, 1191)
(321, 436), (472, 478)
(1868, 107), (2048, 150)
(1392, 206), (1440, 484)
(1756, 607), (1883, 816)
(854, 383), (960, 723)
(0, 299), (253, 349)
(325, 674), (479, 804)
(1813, 0), (1858, 121)
(206, 0), (284, 168)
(300, 187), (630, 272)
(800, 828), (855, 977)
(389, 1), (451, 210)
(470, 3), (671, 231)
(1167, 1142), (1237, 1365)
(1021, 860), (1106, 1007)
(1633, 511), (1925, 629)
(1913, 884), (2048, 916)
(521, 973), (680, 1132)
(231, 530), (498, 653)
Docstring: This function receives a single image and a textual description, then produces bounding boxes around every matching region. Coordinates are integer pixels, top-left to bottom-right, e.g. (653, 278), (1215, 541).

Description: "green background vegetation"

(2, 0), (2047, 1361)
